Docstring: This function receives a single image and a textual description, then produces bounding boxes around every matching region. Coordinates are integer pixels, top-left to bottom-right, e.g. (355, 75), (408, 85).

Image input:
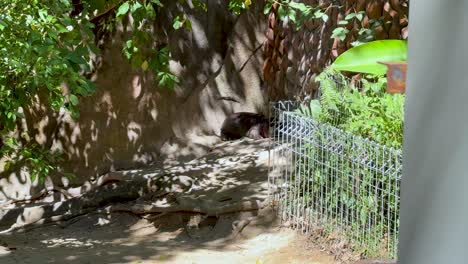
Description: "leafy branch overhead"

(262, 1), (391, 47)
(264, 0), (329, 30)
(0, 0), (100, 181)
(229, 0), (252, 15)
(331, 11), (386, 46)
(113, 0), (181, 90)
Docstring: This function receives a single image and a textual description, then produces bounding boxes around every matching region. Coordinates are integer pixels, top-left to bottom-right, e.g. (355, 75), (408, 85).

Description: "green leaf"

(351, 41), (363, 47)
(116, 2), (130, 17)
(157, 71), (178, 90)
(141, 60), (149, 71)
(56, 23), (68, 33)
(69, 94), (79, 106)
(345, 13), (356, 20)
(67, 53), (86, 65)
(184, 18), (192, 31)
(131, 1), (143, 12)
(191, 0), (207, 11)
(287, 8), (296, 23)
(309, 100), (322, 118)
(126, 39), (133, 48)
(38, 9), (48, 22)
(151, 0), (163, 6)
(76, 79), (96, 95)
(321, 14), (329, 23)
(330, 40), (408, 75)
(278, 5), (287, 20)
(3, 161), (11, 171)
(263, 2), (273, 14)
(356, 13), (364, 21)
(0, 20), (7, 31)
(288, 2), (308, 12)
(172, 15), (184, 30)
(145, 3), (156, 19)
(31, 173), (38, 183)
(331, 27), (349, 41)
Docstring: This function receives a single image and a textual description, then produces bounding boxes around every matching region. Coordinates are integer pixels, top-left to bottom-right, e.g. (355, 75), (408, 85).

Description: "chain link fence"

(267, 100), (402, 259)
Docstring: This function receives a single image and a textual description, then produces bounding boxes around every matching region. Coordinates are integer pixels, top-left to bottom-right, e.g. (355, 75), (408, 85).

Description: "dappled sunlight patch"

(150, 108), (158, 121)
(131, 76), (142, 99)
(121, 242), (139, 247)
(160, 141), (184, 159)
(128, 224), (157, 238)
(132, 153), (156, 164)
(190, 19), (209, 49)
(90, 120), (99, 142)
(65, 256), (79, 261)
(69, 124), (82, 145)
(127, 122), (142, 143)
(96, 216), (111, 226)
(83, 142), (92, 167)
(52, 201), (65, 211)
(0, 169), (33, 201)
(33, 115), (50, 145)
(40, 237), (100, 248)
(160, 127), (219, 161)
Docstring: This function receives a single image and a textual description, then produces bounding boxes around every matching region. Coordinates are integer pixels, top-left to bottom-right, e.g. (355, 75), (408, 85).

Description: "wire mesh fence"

(267, 100), (402, 259)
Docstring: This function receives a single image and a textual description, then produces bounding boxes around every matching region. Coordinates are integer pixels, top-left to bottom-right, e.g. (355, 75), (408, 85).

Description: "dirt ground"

(0, 208), (337, 264)
(0, 138), (339, 264)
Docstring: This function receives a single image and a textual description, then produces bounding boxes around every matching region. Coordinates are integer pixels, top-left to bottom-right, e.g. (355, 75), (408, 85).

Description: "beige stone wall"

(0, 0), (268, 200)
(262, 0), (409, 101)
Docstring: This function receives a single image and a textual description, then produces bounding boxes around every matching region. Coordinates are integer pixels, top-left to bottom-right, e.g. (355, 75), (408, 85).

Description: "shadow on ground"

(0, 139), (336, 264)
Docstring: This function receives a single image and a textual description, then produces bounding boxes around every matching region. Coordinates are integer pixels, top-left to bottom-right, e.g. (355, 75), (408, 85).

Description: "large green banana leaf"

(330, 40), (408, 75)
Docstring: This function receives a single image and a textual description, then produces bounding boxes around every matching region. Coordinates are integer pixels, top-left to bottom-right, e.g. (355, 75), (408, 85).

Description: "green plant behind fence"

(297, 70), (405, 149)
(270, 71), (404, 259)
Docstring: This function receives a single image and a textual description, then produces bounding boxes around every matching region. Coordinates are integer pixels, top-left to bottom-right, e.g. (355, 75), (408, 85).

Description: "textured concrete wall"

(262, 0), (409, 101)
(0, 0), (268, 200)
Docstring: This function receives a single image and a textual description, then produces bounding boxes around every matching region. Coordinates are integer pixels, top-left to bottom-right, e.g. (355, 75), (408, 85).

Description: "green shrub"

(282, 70), (404, 258)
(297, 69), (405, 149)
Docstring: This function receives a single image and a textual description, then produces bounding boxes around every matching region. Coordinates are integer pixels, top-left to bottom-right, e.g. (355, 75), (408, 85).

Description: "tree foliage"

(0, 0), (98, 181)
(0, 0), (97, 127)
(264, 0), (329, 30)
(331, 10), (385, 46)
(0, 0), (258, 182)
(228, 0), (252, 15)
